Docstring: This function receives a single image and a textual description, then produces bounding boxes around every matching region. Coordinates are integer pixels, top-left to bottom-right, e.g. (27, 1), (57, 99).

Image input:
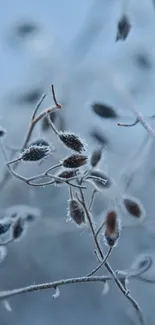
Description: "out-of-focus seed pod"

(92, 103), (118, 119)
(90, 148), (102, 167)
(122, 195), (145, 219)
(116, 14), (131, 41)
(62, 154), (88, 169)
(12, 217), (25, 241)
(104, 210), (120, 247)
(67, 199), (85, 225)
(59, 132), (85, 153)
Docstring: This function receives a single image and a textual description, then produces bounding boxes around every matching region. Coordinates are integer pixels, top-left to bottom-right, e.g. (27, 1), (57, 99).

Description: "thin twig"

(51, 85), (62, 109)
(117, 118), (139, 127)
(87, 247), (113, 277)
(88, 189), (97, 211)
(31, 94), (47, 120)
(47, 114), (59, 135)
(95, 221), (105, 239)
(77, 180), (146, 325)
(0, 264), (151, 302)
(0, 88), (62, 189)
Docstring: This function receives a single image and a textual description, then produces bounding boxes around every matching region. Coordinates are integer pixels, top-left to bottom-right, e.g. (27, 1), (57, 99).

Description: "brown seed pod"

(55, 170), (78, 185)
(67, 199), (85, 225)
(59, 132), (85, 153)
(20, 145), (51, 161)
(90, 148), (102, 167)
(122, 196), (144, 218)
(62, 154), (88, 169)
(104, 210), (120, 247)
(116, 14), (131, 41)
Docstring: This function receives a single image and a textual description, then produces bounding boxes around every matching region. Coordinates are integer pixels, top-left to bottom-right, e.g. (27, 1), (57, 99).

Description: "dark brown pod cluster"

(67, 199), (85, 225)
(90, 148), (102, 167)
(104, 210), (120, 247)
(55, 170), (78, 185)
(59, 132), (85, 153)
(20, 145), (51, 162)
(62, 154), (88, 169)
(12, 217), (25, 241)
(116, 14), (131, 41)
(123, 196), (144, 218)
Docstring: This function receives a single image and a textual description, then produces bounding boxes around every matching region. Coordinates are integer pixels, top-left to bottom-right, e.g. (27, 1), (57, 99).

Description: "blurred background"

(1, 0), (155, 324)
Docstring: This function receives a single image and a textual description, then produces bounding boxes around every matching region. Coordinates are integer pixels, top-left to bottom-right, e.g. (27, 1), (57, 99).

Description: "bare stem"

(77, 180), (146, 325)
(87, 247), (113, 277)
(0, 275), (110, 301)
(88, 189), (97, 211)
(0, 87), (62, 189)
(47, 114), (60, 135)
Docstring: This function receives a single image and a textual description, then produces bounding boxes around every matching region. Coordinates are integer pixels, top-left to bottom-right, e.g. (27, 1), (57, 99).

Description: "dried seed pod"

(20, 145), (51, 161)
(122, 195), (144, 218)
(0, 219), (12, 235)
(104, 210), (120, 247)
(90, 148), (102, 167)
(88, 170), (112, 189)
(59, 132), (85, 153)
(12, 217), (25, 240)
(90, 129), (109, 146)
(92, 103), (118, 119)
(67, 199), (85, 225)
(55, 170), (78, 185)
(116, 14), (131, 41)
(62, 154), (88, 169)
